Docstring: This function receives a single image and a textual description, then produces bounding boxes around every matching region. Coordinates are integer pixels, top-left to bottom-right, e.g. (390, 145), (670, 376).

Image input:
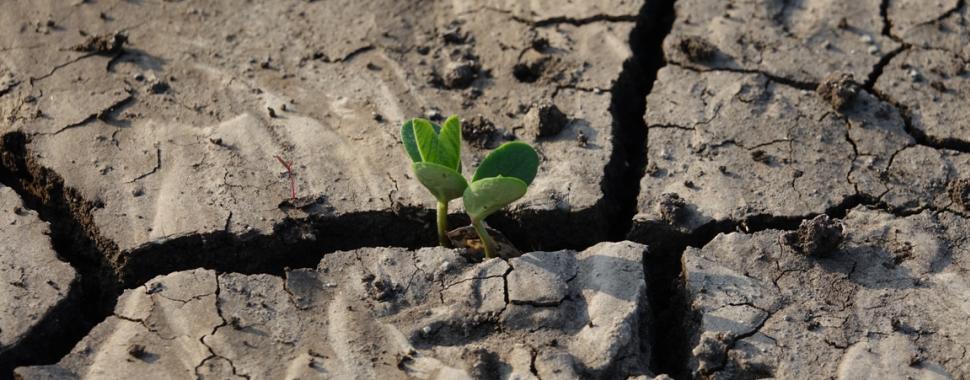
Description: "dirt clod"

(750, 149), (771, 164)
(656, 193), (689, 224)
(464, 348), (502, 380)
(462, 115), (502, 148)
(783, 215), (844, 256)
(692, 331), (730, 375)
(512, 50), (549, 83)
(442, 61), (479, 89)
(523, 102), (568, 139)
(816, 72), (860, 111)
(577, 130), (588, 147)
(947, 178), (970, 211)
(148, 81), (170, 94)
(127, 344), (146, 360)
(441, 25), (467, 45)
(72, 31), (127, 54)
(678, 36), (718, 63)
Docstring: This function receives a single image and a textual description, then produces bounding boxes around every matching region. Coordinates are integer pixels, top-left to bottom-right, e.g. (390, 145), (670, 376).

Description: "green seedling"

(463, 141), (539, 258)
(401, 115), (539, 258)
(401, 116), (466, 247)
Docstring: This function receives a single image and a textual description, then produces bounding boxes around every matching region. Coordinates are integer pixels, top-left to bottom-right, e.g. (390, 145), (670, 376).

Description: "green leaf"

(463, 176), (528, 221)
(414, 119), (460, 170)
(472, 141), (539, 185)
(400, 119), (422, 163)
(401, 118), (443, 163)
(413, 162), (468, 202)
(439, 115), (462, 169)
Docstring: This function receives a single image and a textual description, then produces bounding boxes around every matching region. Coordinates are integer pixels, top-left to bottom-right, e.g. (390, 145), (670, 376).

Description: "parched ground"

(0, 0), (968, 379)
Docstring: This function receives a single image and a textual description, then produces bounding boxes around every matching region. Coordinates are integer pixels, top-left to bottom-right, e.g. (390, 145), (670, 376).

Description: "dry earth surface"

(0, 0), (968, 379)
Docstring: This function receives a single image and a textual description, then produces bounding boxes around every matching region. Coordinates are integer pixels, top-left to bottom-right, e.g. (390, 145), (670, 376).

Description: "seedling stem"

(437, 201), (453, 248)
(471, 218), (497, 258)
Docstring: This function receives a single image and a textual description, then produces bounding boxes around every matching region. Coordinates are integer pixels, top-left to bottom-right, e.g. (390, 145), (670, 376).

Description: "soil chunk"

(816, 72), (860, 111)
(750, 149), (771, 164)
(677, 35), (717, 63)
(461, 114), (503, 149)
(783, 214), (844, 256)
(523, 102), (568, 139)
(948, 178), (970, 211)
(513, 50), (549, 83)
(656, 193), (689, 224)
(127, 344), (147, 360)
(442, 60), (479, 89)
(72, 31), (127, 54)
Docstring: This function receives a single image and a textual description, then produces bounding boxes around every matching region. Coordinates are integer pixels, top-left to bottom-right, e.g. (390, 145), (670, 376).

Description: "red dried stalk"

(275, 155), (297, 200)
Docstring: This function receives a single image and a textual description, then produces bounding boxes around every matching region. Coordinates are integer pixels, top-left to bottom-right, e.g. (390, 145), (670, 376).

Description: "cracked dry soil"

(1, 0), (969, 379)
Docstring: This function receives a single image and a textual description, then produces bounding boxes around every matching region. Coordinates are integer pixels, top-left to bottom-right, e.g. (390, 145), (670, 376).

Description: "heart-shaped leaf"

(414, 119), (460, 170)
(413, 161), (468, 202)
(400, 118), (442, 163)
(472, 141), (539, 185)
(463, 176), (528, 221)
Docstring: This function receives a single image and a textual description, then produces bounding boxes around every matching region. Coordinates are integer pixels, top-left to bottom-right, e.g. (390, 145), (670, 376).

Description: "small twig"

(275, 155), (297, 200)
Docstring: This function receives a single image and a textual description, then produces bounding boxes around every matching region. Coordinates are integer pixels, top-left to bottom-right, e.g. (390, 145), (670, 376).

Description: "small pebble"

(425, 108), (441, 120)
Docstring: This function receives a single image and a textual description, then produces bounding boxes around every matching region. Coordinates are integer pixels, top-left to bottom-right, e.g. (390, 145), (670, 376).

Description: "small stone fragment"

(816, 72), (860, 111)
(523, 102), (568, 139)
(782, 215), (844, 256)
(425, 108), (442, 121)
(577, 130), (588, 147)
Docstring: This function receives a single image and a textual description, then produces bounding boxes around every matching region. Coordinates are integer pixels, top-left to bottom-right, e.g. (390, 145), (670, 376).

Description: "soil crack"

(666, 61), (819, 91)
